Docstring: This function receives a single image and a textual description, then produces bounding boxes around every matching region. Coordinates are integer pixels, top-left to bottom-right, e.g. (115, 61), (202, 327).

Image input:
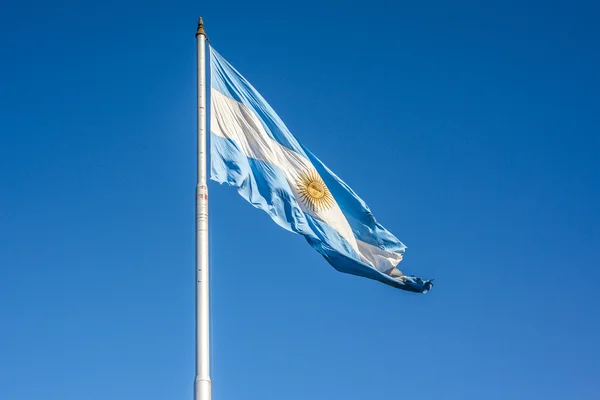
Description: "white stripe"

(211, 88), (404, 273)
(356, 240), (403, 273)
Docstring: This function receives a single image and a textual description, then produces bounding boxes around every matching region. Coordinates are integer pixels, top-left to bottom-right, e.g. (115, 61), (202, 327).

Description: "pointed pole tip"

(196, 17), (206, 37)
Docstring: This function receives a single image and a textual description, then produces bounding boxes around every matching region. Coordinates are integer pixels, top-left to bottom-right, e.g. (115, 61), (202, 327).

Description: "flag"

(209, 47), (432, 293)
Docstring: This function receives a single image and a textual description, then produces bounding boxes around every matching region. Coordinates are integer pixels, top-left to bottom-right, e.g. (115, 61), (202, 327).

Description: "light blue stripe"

(302, 145), (407, 255)
(210, 46), (308, 158)
(211, 133), (432, 293)
(211, 133), (311, 236)
(303, 215), (429, 291)
(304, 211), (431, 291)
(211, 133), (360, 263)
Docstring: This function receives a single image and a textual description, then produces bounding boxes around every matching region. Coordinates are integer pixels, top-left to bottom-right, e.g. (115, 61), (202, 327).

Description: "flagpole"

(195, 17), (211, 400)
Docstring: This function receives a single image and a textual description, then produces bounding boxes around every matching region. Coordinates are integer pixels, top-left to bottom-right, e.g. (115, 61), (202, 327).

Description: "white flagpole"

(195, 17), (211, 400)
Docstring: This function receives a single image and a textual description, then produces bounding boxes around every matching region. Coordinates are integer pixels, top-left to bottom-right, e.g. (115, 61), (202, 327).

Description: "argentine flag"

(209, 47), (432, 294)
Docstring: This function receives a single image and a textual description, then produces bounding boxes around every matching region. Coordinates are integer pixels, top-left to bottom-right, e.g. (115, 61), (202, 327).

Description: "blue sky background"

(1, 1), (599, 399)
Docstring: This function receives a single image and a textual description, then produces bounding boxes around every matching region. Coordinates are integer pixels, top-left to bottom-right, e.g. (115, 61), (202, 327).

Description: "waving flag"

(209, 47), (432, 293)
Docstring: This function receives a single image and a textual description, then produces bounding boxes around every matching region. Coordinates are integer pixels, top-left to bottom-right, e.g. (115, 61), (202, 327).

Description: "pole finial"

(196, 17), (206, 37)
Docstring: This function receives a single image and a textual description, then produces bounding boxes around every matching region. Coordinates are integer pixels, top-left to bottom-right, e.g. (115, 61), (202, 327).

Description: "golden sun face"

(296, 169), (335, 212)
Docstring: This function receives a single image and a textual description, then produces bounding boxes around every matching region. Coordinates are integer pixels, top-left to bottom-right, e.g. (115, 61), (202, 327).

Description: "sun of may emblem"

(296, 169), (335, 212)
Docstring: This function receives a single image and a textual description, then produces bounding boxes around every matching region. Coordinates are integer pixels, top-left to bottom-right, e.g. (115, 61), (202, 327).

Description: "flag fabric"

(208, 47), (432, 293)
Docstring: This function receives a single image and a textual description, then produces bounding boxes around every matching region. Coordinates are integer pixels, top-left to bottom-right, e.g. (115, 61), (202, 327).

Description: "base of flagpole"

(195, 377), (212, 400)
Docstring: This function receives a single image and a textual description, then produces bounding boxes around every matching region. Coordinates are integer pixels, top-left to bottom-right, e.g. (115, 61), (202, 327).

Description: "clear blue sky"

(1, 1), (599, 399)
